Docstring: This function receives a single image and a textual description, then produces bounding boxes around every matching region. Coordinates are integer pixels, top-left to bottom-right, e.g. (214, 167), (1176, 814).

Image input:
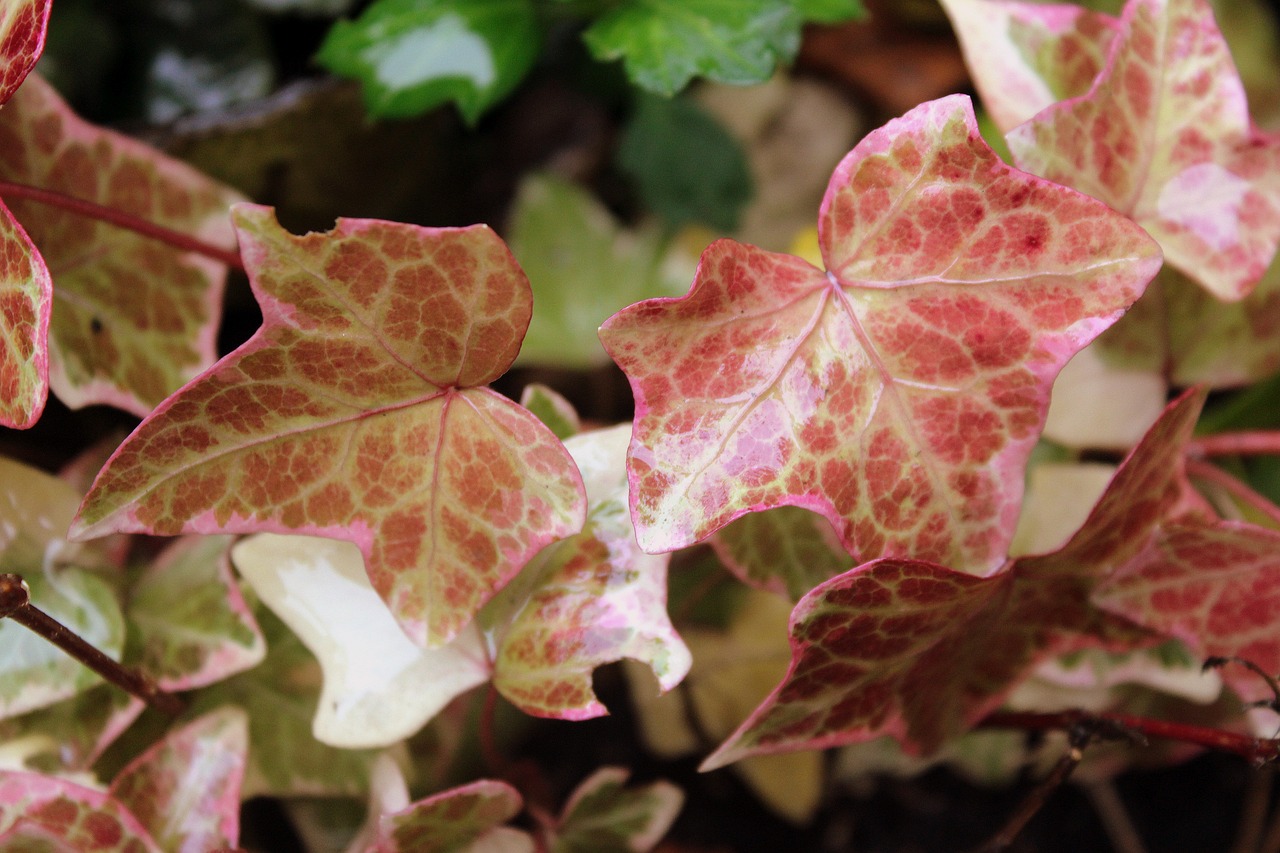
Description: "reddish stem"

(980, 710), (1280, 766)
(0, 180), (244, 271)
(1188, 431), (1280, 458)
(0, 574), (184, 716)
(1185, 459), (1280, 528)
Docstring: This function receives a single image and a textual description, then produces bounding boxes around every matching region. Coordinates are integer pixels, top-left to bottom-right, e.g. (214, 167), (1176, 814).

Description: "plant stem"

(980, 710), (1280, 766)
(479, 684), (506, 778)
(971, 735), (1087, 852)
(0, 573), (184, 716)
(1188, 431), (1280, 458)
(1186, 459), (1280, 527)
(0, 180), (244, 271)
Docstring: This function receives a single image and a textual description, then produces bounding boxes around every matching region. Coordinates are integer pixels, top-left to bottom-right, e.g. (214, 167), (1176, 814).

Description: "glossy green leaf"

(508, 174), (690, 368)
(616, 94), (753, 231)
(550, 768), (682, 853)
(72, 203), (587, 648)
(108, 708), (247, 853)
(0, 74), (243, 415)
(124, 535), (264, 691)
(232, 533), (490, 749)
(582, 0), (800, 96)
(316, 0), (540, 122)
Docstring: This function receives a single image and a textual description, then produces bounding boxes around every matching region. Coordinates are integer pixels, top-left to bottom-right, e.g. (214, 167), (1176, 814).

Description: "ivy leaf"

(488, 424), (692, 720)
(372, 779), (533, 853)
(72, 203), (587, 648)
(711, 507), (850, 600)
(107, 707), (248, 853)
(796, 0), (866, 24)
(0, 74), (242, 415)
(507, 174), (689, 369)
(316, 0), (540, 123)
(581, 0), (802, 97)
(701, 390), (1206, 767)
(520, 384), (581, 442)
(0, 773), (161, 853)
(0, 686), (141, 775)
(549, 768), (682, 853)
(0, 0), (50, 105)
(1006, 0), (1280, 302)
(601, 95), (1161, 571)
(939, 0), (1120, 132)
(0, 176), (50, 431)
(124, 535), (264, 692)
(232, 533), (490, 749)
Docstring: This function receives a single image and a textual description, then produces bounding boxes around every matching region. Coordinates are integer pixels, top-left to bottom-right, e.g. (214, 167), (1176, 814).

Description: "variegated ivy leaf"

(711, 507), (851, 600)
(372, 779), (533, 853)
(72, 203), (587, 648)
(1006, 0), (1280, 302)
(549, 768), (682, 853)
(232, 533), (491, 749)
(487, 424), (692, 719)
(519, 384), (580, 442)
(108, 707), (247, 853)
(0, 772), (161, 853)
(702, 391), (1207, 767)
(0, 200), (51, 429)
(0, 75), (243, 415)
(0, 0), (49, 105)
(125, 536), (264, 692)
(939, 0), (1120, 132)
(187, 607), (379, 798)
(0, 686), (141, 775)
(601, 95), (1160, 572)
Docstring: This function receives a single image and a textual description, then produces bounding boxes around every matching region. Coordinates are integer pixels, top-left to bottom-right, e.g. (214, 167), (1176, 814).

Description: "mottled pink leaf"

(0, 773), (160, 853)
(0, 200), (50, 428)
(489, 424), (692, 720)
(0, 0), (49, 106)
(373, 780), (532, 853)
(711, 507), (851, 600)
(702, 390), (1207, 767)
(939, 0), (1120, 132)
(72, 204), (586, 647)
(1007, 0), (1280, 301)
(0, 74), (242, 415)
(601, 94), (1160, 571)
(126, 535), (264, 691)
(550, 767), (682, 853)
(109, 708), (247, 853)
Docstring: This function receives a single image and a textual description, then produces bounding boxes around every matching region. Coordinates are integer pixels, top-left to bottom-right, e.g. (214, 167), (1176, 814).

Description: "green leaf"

(316, 0), (540, 122)
(0, 686), (140, 775)
(796, 0), (865, 23)
(508, 174), (692, 368)
(550, 768), (682, 853)
(616, 94), (753, 231)
(582, 0), (801, 96)
(520, 384), (581, 441)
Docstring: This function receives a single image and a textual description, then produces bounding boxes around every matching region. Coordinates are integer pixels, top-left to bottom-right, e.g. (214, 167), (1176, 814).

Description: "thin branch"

(1085, 781), (1146, 853)
(970, 729), (1089, 852)
(1188, 431), (1280, 458)
(0, 573), (183, 716)
(1185, 459), (1280, 528)
(980, 710), (1280, 766)
(0, 180), (244, 271)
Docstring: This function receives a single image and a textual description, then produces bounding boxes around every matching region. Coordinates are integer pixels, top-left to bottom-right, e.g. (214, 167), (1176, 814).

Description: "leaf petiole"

(0, 573), (184, 716)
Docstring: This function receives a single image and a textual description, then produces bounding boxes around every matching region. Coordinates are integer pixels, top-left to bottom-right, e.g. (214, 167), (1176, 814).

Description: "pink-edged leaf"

(0, 200), (50, 428)
(1097, 264), (1280, 387)
(0, 74), (242, 415)
(711, 506), (851, 600)
(0, 772), (160, 853)
(939, 0), (1120, 132)
(490, 424), (692, 720)
(0, 686), (143, 775)
(1094, 522), (1280, 707)
(72, 203), (587, 647)
(550, 767), (682, 853)
(1007, 0), (1280, 301)
(701, 555), (1149, 769)
(126, 536), (264, 691)
(602, 94), (1160, 571)
(108, 707), (247, 853)
(374, 780), (533, 853)
(703, 389), (1207, 768)
(0, 0), (49, 106)
(0, 820), (83, 852)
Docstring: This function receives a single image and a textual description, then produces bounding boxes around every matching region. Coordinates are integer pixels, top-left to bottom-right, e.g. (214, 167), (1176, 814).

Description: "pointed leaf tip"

(603, 94), (1160, 572)
(74, 204), (585, 647)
